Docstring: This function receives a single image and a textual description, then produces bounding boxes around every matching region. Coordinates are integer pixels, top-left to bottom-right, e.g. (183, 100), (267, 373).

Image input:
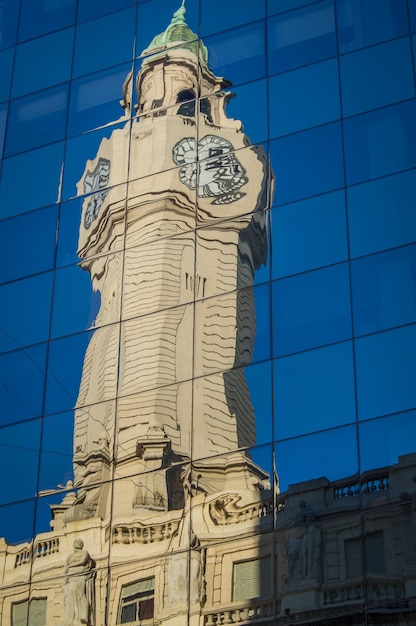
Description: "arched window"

(177, 90), (196, 117)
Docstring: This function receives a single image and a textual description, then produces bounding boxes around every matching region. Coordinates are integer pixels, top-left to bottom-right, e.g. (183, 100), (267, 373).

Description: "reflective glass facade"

(1, 1), (416, 625)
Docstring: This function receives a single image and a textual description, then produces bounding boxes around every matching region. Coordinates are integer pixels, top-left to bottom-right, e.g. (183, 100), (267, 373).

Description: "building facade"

(1, 0), (416, 624)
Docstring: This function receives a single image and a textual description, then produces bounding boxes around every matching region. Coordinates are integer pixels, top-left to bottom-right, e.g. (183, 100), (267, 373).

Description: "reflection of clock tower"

(69, 2), (270, 523)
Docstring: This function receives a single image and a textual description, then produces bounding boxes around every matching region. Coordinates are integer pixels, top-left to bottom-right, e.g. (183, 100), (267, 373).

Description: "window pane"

(18, 0), (77, 42)
(51, 262), (102, 339)
(343, 100), (416, 186)
(45, 331), (94, 415)
(68, 64), (131, 137)
(0, 47), (13, 103)
(0, 142), (64, 218)
(5, 84), (69, 156)
(200, 0), (264, 36)
(0, 0), (20, 50)
(268, 0), (336, 75)
(38, 411), (74, 493)
(340, 38), (414, 117)
(347, 169), (416, 258)
(271, 122), (344, 205)
(274, 341), (356, 439)
(336, 0), (409, 53)
(0, 420), (41, 504)
(272, 191), (348, 279)
(73, 8), (136, 78)
(224, 80), (268, 145)
(269, 58), (340, 138)
(273, 263), (351, 356)
(62, 123), (128, 202)
(0, 273), (53, 353)
(0, 206), (58, 283)
(359, 411), (416, 473)
(77, 0), (135, 23)
(275, 423), (358, 488)
(12, 28), (74, 98)
(0, 501), (35, 545)
(0, 344), (47, 426)
(204, 21), (266, 88)
(355, 324), (416, 420)
(267, 0), (314, 15)
(351, 245), (416, 336)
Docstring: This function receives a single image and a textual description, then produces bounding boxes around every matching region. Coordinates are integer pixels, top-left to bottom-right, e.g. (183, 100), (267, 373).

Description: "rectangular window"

(12, 598), (47, 626)
(345, 531), (385, 578)
(118, 577), (155, 624)
(232, 556), (271, 602)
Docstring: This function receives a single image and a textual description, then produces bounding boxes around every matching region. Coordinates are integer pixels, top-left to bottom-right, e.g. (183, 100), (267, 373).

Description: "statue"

(284, 501), (321, 584)
(64, 539), (95, 626)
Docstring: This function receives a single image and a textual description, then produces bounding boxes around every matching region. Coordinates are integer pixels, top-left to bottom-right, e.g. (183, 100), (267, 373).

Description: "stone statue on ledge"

(64, 539), (95, 626)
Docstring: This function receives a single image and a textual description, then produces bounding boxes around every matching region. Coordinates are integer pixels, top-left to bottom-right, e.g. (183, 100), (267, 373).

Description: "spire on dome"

(141, 0), (208, 63)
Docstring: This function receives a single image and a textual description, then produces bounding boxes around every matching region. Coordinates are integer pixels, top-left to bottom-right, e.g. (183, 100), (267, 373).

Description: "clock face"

(172, 135), (247, 204)
(83, 158), (111, 229)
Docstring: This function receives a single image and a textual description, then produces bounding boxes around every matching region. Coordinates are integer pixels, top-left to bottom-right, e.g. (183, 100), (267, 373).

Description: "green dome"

(142, 1), (208, 62)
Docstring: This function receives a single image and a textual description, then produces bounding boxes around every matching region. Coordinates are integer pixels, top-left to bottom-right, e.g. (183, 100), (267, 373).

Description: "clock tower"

(69, 0), (271, 525)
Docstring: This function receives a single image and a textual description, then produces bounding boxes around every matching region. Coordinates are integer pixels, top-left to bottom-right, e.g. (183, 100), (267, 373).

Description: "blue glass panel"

(360, 412), (416, 475)
(68, 64), (132, 137)
(0, 421), (41, 505)
(340, 38), (414, 117)
(38, 412), (74, 493)
(253, 283), (271, 364)
(268, 1), (336, 75)
(347, 170), (416, 258)
(269, 58), (340, 138)
(0, 103), (6, 158)
(224, 80), (268, 145)
(77, 0), (135, 22)
(56, 197), (85, 268)
(73, 8), (136, 78)
(200, 0), (265, 36)
(51, 261), (104, 340)
(0, 143), (63, 218)
(356, 324), (416, 420)
(0, 344), (47, 426)
(273, 263), (351, 356)
(343, 100), (416, 186)
(62, 123), (127, 202)
(410, 0), (416, 32)
(12, 28), (74, 98)
(204, 21), (266, 88)
(272, 190), (348, 278)
(0, 273), (53, 353)
(0, 0), (20, 50)
(274, 341), (356, 439)
(0, 501), (35, 545)
(271, 122), (344, 205)
(275, 424), (358, 490)
(0, 206), (58, 283)
(267, 0), (315, 15)
(18, 0), (77, 42)
(45, 331), (94, 415)
(137, 0), (198, 57)
(336, 0), (409, 52)
(0, 47), (13, 102)
(5, 84), (69, 156)
(351, 245), (416, 336)
(245, 361), (273, 446)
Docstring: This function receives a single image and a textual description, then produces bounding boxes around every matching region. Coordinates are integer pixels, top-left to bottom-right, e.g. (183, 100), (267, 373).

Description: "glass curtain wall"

(0, 0), (416, 625)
